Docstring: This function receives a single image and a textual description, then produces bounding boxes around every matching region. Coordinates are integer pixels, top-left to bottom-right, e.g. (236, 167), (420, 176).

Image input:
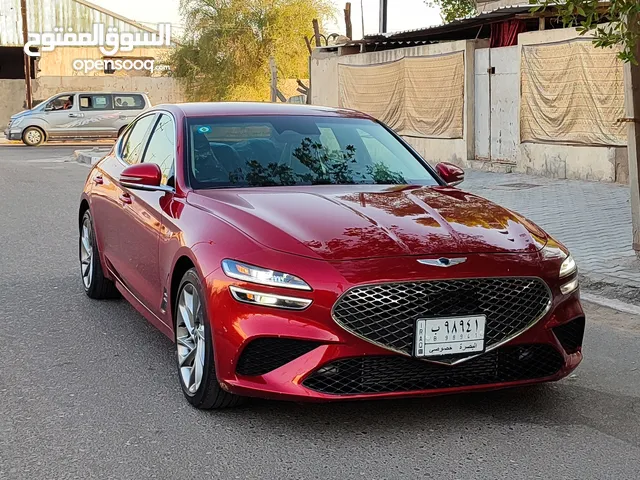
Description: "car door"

(77, 94), (118, 138)
(115, 113), (176, 318)
(92, 113), (158, 303)
(42, 94), (81, 138)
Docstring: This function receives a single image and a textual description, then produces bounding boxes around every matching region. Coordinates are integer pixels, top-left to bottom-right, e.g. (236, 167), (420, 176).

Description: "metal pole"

(379, 0), (387, 33)
(360, 0), (365, 38)
(20, 0), (33, 110)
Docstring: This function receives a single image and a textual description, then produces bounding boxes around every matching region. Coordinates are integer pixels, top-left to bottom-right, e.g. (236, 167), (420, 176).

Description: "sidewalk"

(463, 170), (640, 304)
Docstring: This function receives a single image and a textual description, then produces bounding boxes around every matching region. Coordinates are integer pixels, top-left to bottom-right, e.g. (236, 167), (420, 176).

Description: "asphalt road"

(1, 146), (639, 480)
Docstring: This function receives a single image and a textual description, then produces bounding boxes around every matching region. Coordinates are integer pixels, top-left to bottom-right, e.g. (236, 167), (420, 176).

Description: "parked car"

(78, 103), (584, 409)
(4, 92), (150, 146)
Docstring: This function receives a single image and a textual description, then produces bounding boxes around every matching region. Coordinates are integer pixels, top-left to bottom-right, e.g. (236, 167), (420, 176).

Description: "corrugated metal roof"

(365, 4), (539, 41)
(0, 0), (161, 47)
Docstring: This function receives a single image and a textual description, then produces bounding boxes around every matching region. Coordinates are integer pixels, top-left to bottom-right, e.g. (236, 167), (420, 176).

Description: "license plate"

(414, 315), (486, 358)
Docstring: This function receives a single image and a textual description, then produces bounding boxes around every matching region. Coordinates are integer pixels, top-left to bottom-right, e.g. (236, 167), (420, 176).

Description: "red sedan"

(79, 103), (584, 409)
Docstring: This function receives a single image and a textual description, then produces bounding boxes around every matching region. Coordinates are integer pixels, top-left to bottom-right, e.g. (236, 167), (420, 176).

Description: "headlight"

(229, 286), (311, 310)
(11, 117), (23, 127)
(222, 259), (311, 291)
(559, 254), (577, 278)
(560, 277), (579, 295)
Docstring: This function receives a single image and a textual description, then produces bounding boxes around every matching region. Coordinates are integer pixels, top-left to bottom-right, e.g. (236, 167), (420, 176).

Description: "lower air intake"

(236, 338), (321, 376)
(553, 317), (586, 354)
(303, 344), (564, 395)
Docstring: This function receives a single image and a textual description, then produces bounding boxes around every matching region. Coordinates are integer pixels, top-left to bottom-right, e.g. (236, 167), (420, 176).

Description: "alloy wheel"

(25, 129), (42, 145)
(176, 283), (206, 395)
(80, 217), (93, 289)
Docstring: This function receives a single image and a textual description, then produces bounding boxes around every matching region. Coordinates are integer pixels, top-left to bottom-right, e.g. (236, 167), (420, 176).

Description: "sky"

(89, 0), (443, 39)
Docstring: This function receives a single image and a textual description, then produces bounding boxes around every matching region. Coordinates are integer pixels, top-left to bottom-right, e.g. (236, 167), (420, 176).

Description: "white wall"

(310, 28), (629, 183)
(311, 40), (488, 167)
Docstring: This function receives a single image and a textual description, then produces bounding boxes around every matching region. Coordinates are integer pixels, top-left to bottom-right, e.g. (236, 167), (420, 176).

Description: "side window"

(121, 114), (156, 165)
(114, 94), (145, 110)
(46, 94), (74, 111)
(80, 94), (113, 111)
(141, 114), (176, 185)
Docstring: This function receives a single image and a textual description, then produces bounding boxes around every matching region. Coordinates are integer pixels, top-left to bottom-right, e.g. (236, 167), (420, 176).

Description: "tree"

(534, 1), (640, 63)
(169, 0), (333, 101)
(425, 0), (476, 23)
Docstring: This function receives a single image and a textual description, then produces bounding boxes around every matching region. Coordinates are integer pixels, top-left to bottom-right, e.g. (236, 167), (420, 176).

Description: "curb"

(74, 147), (108, 166)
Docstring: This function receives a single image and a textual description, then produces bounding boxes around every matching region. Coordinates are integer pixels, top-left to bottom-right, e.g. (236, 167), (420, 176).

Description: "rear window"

(186, 115), (438, 189)
(114, 94), (145, 110)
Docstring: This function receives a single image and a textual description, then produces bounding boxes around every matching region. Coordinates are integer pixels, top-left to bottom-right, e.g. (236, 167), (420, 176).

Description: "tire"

(175, 268), (245, 409)
(79, 210), (120, 299)
(22, 126), (45, 146)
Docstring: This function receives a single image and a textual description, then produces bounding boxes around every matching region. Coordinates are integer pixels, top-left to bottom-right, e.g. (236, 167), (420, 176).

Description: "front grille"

(303, 344), (564, 395)
(332, 277), (551, 358)
(236, 337), (321, 376)
(553, 317), (585, 354)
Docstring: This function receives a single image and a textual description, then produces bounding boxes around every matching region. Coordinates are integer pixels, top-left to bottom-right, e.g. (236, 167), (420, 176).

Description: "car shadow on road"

(232, 381), (640, 448)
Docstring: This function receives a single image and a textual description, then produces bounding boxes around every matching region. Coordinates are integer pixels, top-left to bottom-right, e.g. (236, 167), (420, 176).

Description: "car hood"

(10, 109), (30, 120)
(188, 185), (548, 261)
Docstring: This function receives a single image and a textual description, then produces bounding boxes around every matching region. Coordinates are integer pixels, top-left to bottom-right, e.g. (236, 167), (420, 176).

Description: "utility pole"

(379, 0), (388, 33)
(20, 0), (33, 110)
(624, 13), (640, 253)
(344, 3), (352, 40)
(361, 0), (365, 38)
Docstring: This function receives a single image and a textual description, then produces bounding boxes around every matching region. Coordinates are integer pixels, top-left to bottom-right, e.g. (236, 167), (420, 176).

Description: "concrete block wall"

(310, 28), (629, 184)
(310, 40), (488, 169)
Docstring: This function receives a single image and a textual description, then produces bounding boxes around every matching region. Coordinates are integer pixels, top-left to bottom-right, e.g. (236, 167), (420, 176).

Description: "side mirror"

(44, 105), (54, 111)
(120, 163), (173, 192)
(435, 162), (465, 186)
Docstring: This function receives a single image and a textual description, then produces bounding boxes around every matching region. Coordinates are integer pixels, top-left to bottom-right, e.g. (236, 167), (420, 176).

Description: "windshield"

(186, 115), (439, 188)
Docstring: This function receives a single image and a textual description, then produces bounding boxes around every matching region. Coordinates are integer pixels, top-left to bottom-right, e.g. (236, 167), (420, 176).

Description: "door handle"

(68, 113), (84, 118)
(93, 175), (103, 185)
(119, 193), (132, 204)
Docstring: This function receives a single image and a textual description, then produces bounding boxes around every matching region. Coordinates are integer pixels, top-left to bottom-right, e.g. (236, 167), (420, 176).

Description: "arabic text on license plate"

(414, 315), (486, 358)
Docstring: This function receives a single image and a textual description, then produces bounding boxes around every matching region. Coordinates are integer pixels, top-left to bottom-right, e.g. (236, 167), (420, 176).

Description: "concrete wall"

(37, 47), (172, 77)
(515, 28), (626, 183)
(0, 79), (28, 126)
(310, 40), (488, 167)
(310, 50), (339, 107)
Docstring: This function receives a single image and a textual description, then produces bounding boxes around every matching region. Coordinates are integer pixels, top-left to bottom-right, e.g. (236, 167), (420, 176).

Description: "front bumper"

(204, 253), (584, 402)
(4, 127), (23, 141)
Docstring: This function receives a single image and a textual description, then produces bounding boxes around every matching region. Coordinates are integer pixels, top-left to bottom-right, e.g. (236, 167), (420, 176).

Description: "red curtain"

(490, 20), (526, 48)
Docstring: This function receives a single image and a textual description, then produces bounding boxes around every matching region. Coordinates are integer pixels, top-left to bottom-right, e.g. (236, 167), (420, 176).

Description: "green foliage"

(169, 0), (334, 101)
(532, 0), (640, 63)
(425, 0), (476, 23)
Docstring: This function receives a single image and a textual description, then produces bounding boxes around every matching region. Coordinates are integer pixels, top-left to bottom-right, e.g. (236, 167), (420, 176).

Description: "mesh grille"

(236, 338), (321, 376)
(303, 344), (564, 395)
(553, 317), (586, 354)
(332, 277), (551, 357)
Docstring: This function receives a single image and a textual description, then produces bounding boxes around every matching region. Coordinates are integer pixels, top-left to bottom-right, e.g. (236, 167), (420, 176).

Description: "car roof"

(55, 92), (148, 96)
(152, 102), (374, 119)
